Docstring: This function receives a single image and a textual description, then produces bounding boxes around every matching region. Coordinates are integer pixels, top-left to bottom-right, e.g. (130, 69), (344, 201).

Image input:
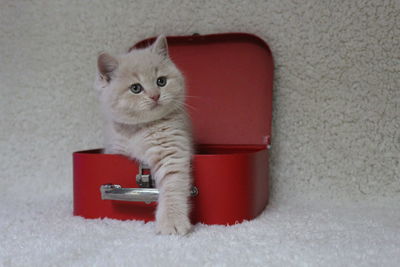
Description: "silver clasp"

(135, 163), (154, 188)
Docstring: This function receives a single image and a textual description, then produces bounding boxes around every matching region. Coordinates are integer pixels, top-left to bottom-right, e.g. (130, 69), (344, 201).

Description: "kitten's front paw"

(156, 214), (191, 235)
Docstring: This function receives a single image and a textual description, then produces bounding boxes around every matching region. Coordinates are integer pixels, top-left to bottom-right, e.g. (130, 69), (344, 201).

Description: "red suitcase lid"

(133, 33), (273, 146)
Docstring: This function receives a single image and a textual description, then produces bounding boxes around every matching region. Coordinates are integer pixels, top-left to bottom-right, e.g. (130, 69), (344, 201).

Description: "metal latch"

(135, 163), (154, 188)
(100, 163), (198, 203)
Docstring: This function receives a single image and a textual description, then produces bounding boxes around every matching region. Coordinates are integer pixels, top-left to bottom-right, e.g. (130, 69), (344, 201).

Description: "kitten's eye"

(156, 76), (167, 87)
(129, 83), (143, 94)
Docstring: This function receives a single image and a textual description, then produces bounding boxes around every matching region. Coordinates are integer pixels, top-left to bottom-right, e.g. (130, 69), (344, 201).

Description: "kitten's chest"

(116, 119), (184, 160)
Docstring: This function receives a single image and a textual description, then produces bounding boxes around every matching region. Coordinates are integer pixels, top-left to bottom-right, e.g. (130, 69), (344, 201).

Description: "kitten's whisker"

(169, 100), (190, 113)
(185, 95), (202, 99)
(183, 103), (197, 112)
(171, 104), (185, 113)
(174, 101), (197, 112)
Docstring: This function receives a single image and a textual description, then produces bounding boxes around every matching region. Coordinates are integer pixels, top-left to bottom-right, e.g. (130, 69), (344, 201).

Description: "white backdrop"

(1, 0), (398, 202)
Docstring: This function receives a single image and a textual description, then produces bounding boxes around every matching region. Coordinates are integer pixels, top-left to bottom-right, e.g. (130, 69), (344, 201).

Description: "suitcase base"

(73, 144), (269, 225)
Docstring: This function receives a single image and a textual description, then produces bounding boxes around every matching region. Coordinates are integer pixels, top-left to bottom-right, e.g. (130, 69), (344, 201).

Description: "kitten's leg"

(155, 167), (191, 235)
(104, 139), (127, 155)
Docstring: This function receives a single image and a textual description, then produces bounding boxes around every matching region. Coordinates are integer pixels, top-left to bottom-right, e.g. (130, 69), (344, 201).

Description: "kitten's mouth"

(150, 102), (160, 110)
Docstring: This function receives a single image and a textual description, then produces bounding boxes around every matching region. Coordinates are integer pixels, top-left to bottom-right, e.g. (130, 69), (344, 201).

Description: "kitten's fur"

(95, 36), (192, 235)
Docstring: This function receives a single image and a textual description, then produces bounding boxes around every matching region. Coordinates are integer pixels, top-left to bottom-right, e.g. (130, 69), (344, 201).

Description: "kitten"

(95, 35), (192, 235)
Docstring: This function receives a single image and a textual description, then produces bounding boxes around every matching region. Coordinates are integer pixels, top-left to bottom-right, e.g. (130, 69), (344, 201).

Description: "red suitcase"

(73, 33), (274, 225)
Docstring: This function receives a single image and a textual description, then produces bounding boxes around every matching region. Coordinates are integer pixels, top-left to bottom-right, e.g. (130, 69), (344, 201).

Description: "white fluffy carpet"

(1, 196), (399, 266)
(1, 0), (399, 266)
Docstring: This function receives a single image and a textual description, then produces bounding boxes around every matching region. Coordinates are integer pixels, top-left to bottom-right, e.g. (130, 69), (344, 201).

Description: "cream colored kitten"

(95, 36), (192, 235)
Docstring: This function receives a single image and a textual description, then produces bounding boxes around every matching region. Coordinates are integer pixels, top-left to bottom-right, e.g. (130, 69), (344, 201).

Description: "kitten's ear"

(97, 52), (118, 82)
(151, 35), (169, 58)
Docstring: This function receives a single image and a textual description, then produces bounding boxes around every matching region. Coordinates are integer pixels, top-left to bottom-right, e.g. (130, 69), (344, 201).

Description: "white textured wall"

(1, 0), (399, 202)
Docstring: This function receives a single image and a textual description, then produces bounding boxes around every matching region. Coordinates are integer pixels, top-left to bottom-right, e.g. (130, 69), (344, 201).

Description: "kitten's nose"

(150, 94), (160, 102)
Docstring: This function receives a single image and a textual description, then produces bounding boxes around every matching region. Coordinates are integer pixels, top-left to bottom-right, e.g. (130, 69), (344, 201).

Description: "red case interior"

(73, 33), (274, 225)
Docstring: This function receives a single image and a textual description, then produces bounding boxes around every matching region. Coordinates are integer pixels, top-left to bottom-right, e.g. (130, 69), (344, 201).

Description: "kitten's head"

(95, 35), (185, 124)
